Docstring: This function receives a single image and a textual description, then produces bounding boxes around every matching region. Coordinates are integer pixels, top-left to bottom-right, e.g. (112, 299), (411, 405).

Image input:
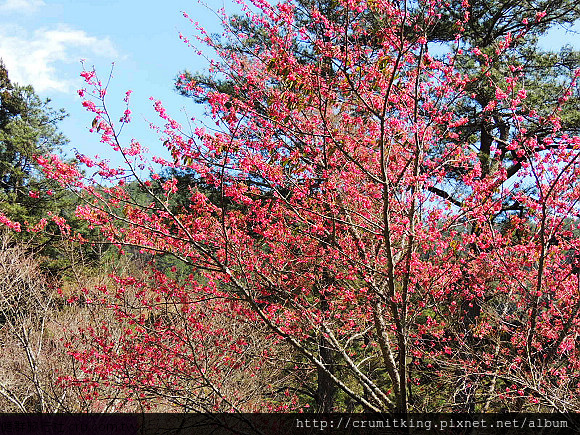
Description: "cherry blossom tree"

(29, 0), (580, 412)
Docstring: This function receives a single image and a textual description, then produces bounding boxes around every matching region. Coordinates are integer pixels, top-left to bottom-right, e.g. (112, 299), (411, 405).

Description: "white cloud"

(0, 0), (46, 13)
(0, 25), (118, 93)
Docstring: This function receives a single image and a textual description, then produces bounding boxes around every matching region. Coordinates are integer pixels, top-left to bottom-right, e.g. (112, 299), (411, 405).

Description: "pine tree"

(0, 61), (68, 221)
(0, 61), (100, 273)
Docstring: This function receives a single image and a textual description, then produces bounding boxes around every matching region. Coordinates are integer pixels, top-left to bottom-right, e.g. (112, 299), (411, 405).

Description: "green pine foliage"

(0, 61), (105, 274)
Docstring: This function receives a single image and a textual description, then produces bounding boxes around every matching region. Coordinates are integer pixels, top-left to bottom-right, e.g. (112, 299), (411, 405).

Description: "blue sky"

(0, 0), (240, 167)
(0, 0), (579, 169)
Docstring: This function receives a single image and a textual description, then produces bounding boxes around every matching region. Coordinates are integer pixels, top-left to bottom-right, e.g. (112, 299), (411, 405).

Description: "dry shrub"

(0, 232), (63, 411)
(0, 233), (134, 412)
(0, 235), (302, 412)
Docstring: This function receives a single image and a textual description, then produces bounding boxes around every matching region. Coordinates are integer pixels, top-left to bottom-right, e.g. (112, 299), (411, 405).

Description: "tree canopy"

(0, 61), (67, 224)
(23, 0), (580, 413)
